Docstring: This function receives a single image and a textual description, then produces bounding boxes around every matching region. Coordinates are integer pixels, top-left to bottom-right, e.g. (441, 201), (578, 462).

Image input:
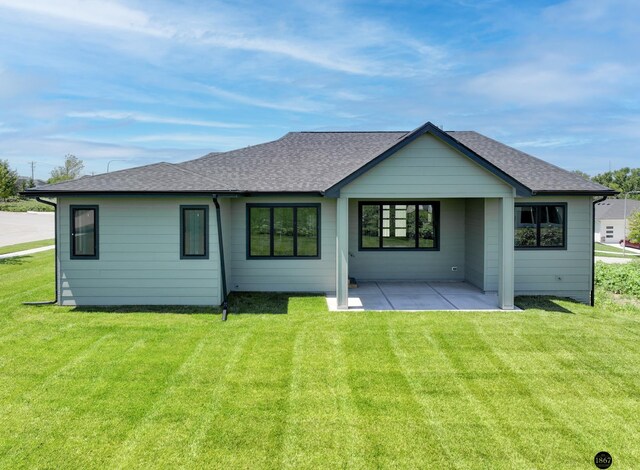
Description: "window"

(514, 204), (566, 249)
(247, 204), (320, 258)
(181, 206), (209, 259)
(70, 205), (98, 259)
(359, 202), (439, 250)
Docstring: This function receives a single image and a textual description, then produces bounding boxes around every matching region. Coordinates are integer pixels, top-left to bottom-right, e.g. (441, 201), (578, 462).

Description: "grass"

(1, 252), (639, 468)
(0, 239), (54, 255)
(0, 198), (54, 212)
(595, 242), (640, 258)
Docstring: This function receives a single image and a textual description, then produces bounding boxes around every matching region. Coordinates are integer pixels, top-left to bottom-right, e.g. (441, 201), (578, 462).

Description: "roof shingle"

(27, 125), (615, 196)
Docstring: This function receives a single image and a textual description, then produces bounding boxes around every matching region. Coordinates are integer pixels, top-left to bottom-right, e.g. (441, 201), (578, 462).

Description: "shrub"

(0, 198), (54, 212)
(595, 261), (640, 298)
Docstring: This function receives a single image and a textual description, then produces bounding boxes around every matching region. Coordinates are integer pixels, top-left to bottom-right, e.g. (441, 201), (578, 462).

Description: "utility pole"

(622, 190), (640, 257)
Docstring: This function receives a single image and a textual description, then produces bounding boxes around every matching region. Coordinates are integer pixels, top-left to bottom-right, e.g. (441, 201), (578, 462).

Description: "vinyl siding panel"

(341, 134), (513, 198)
(464, 198), (485, 289)
(228, 197), (336, 292)
(513, 196), (592, 302)
(58, 196), (220, 306)
(348, 198), (465, 281)
(484, 199), (500, 291)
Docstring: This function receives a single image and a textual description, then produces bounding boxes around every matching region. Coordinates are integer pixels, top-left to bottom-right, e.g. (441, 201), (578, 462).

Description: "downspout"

(591, 195), (608, 306)
(23, 197), (58, 305)
(212, 196), (229, 321)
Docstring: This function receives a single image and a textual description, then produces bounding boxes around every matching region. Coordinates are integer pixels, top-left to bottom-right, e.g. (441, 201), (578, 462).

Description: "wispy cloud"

(0, 0), (442, 77)
(201, 85), (325, 113)
(126, 133), (261, 149)
(66, 110), (248, 129)
(509, 136), (592, 149)
(467, 62), (628, 105)
(0, 0), (167, 36)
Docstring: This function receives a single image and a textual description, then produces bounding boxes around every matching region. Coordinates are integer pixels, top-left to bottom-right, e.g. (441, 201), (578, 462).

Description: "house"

(24, 122), (616, 310)
(594, 198), (640, 244)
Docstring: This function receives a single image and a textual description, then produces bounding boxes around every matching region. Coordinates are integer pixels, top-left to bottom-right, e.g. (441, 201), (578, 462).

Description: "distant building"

(595, 199), (640, 243)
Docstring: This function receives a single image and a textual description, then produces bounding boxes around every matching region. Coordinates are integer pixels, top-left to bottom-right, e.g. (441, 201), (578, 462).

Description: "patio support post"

(336, 196), (349, 309)
(498, 196), (515, 309)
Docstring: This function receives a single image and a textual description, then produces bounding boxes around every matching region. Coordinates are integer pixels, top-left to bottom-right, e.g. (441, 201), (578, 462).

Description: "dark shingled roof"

(26, 123), (616, 196)
(595, 199), (640, 220)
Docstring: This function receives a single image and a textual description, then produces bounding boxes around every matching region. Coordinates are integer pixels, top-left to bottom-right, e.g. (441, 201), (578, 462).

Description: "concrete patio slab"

(327, 280), (506, 311)
(352, 282), (385, 294)
(445, 293), (500, 310)
(378, 281), (437, 295)
(429, 281), (483, 294)
(326, 293), (392, 311)
(386, 293), (455, 310)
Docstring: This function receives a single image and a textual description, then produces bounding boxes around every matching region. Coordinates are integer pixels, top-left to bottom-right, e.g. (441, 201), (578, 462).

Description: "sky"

(0, 0), (638, 180)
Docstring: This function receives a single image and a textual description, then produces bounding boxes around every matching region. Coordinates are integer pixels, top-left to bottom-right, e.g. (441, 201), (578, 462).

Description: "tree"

(0, 159), (18, 200)
(628, 211), (640, 244)
(592, 167), (640, 199)
(572, 170), (591, 181)
(48, 154), (84, 184)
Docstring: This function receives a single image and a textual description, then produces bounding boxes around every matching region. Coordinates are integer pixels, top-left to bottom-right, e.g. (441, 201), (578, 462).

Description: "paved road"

(0, 211), (55, 247)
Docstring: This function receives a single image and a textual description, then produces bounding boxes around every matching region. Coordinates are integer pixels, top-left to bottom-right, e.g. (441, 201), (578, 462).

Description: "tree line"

(574, 167), (640, 199)
(0, 155), (84, 200)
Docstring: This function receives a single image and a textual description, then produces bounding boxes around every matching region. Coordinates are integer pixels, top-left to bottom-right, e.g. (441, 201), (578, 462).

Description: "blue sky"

(0, 0), (638, 180)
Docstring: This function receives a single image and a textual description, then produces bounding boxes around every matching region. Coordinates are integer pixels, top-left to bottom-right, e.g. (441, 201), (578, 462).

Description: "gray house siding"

(484, 195), (593, 302)
(57, 196), (221, 306)
(464, 198), (485, 290)
(340, 133), (511, 285)
(340, 134), (513, 199)
(348, 198), (466, 281)
(228, 196), (336, 292)
(484, 199), (500, 291)
(514, 195), (593, 303)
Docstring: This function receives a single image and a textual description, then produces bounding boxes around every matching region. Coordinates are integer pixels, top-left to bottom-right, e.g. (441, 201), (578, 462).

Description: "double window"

(247, 204), (320, 258)
(181, 206), (209, 259)
(70, 205), (99, 259)
(359, 202), (439, 250)
(515, 204), (566, 249)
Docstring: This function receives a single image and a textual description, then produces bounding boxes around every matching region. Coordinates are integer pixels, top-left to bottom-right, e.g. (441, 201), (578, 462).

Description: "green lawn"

(1, 252), (639, 468)
(0, 239), (54, 255)
(0, 198), (54, 212)
(595, 242), (640, 258)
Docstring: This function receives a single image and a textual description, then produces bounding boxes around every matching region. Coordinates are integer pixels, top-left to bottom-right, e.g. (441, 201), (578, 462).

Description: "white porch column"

(336, 196), (349, 309)
(498, 196), (515, 309)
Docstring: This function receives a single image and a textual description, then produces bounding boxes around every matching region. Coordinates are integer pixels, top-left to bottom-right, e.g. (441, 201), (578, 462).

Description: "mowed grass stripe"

(418, 327), (533, 467)
(466, 321), (598, 466)
(344, 315), (454, 468)
(478, 318), (640, 467)
(279, 323), (367, 469)
(1, 251), (639, 468)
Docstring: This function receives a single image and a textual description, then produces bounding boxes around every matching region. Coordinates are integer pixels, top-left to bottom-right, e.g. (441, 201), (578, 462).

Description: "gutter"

(591, 195), (609, 306)
(23, 197), (58, 305)
(212, 196), (229, 321)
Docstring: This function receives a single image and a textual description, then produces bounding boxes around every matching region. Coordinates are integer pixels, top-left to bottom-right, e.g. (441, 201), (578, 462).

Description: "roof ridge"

(295, 131), (409, 134)
(33, 161), (170, 190)
(452, 131), (612, 191)
(169, 162), (227, 187)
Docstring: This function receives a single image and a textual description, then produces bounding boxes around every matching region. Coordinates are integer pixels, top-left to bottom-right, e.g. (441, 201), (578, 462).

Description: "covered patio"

(327, 280), (504, 311)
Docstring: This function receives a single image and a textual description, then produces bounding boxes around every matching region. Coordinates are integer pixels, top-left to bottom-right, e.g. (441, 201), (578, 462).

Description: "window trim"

(358, 201), (440, 251)
(246, 203), (321, 260)
(514, 202), (567, 250)
(180, 205), (209, 260)
(70, 205), (99, 260)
